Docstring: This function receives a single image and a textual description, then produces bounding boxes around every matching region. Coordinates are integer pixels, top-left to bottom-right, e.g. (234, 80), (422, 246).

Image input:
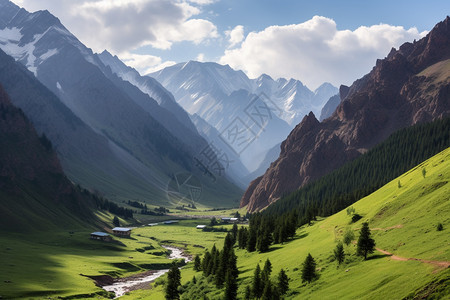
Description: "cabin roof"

(91, 232), (109, 237)
(112, 227), (131, 232)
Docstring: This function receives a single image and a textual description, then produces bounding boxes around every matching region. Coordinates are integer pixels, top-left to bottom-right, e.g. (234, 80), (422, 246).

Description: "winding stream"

(102, 245), (191, 298)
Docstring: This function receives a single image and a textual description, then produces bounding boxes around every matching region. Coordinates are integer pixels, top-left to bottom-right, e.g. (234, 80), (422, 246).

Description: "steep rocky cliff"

(241, 17), (450, 211)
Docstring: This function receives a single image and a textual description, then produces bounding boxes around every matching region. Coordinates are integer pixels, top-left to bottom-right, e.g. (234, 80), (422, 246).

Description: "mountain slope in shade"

(0, 48), (174, 205)
(0, 85), (95, 231)
(319, 93), (340, 121)
(150, 61), (337, 172)
(0, 1), (242, 206)
(241, 16), (450, 212)
(244, 142), (281, 183)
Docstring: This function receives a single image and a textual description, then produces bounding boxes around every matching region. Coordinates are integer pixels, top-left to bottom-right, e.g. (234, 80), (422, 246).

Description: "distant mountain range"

(242, 16), (450, 211)
(150, 61), (337, 175)
(0, 0), (242, 207)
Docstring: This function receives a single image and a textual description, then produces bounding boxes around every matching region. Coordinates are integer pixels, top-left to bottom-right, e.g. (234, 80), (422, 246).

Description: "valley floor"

(1, 148), (449, 299)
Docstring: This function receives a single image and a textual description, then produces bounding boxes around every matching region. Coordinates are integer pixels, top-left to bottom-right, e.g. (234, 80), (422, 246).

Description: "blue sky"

(148, 0), (449, 67)
(14, 0), (450, 88)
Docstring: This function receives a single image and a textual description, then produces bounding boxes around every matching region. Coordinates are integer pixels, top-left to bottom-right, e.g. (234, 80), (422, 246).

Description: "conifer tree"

(231, 223), (238, 245)
(277, 268), (289, 295)
(252, 264), (263, 299)
(262, 259), (272, 281)
(247, 227), (257, 252)
(244, 285), (251, 300)
(194, 254), (201, 271)
(257, 227), (272, 252)
(202, 251), (211, 276)
(301, 253), (317, 283)
(262, 280), (273, 300)
(224, 250), (238, 300)
(165, 262), (181, 300)
(357, 222), (375, 260)
(334, 242), (345, 265)
(238, 227), (248, 249)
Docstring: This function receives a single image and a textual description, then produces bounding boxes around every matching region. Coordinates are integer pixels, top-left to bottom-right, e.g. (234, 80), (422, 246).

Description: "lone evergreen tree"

(194, 254), (201, 271)
(277, 269), (289, 295)
(357, 222), (376, 260)
(301, 253), (317, 283)
(165, 262), (181, 300)
(112, 215), (120, 227)
(334, 242), (345, 265)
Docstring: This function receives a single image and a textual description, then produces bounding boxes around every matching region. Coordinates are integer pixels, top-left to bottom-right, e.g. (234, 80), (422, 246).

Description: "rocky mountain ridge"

(241, 16), (450, 211)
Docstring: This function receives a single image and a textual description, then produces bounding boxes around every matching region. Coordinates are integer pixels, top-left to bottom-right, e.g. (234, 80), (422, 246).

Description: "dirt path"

(354, 224), (403, 231)
(375, 248), (450, 269)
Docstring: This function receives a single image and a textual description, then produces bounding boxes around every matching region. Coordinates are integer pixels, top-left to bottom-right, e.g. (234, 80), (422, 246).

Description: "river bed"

(101, 245), (191, 298)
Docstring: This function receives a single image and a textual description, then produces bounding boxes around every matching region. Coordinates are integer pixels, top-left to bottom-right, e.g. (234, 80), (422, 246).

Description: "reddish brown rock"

(242, 17), (450, 212)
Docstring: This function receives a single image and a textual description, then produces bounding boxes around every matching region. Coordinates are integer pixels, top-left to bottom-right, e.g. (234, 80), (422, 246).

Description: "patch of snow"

(0, 26), (53, 76)
(0, 27), (22, 41)
(56, 81), (62, 91)
(40, 48), (58, 61)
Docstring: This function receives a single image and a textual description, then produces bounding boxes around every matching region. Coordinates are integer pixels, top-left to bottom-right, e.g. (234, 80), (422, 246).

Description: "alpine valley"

(0, 1), (449, 299)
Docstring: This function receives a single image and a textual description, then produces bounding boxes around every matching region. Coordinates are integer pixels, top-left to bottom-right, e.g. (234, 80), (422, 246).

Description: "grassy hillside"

(131, 147), (449, 299)
(237, 147), (450, 299)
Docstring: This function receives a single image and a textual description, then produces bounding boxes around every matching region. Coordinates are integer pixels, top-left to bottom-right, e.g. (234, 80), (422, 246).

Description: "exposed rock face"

(241, 16), (450, 212)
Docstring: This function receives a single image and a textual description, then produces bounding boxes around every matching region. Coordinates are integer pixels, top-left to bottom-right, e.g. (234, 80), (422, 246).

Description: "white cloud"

(188, 0), (216, 5)
(15, 0), (218, 53)
(119, 52), (176, 75)
(225, 25), (244, 48)
(220, 16), (426, 89)
(196, 53), (205, 62)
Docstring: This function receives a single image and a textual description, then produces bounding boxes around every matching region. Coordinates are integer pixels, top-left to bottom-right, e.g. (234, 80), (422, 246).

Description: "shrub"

(351, 214), (363, 223)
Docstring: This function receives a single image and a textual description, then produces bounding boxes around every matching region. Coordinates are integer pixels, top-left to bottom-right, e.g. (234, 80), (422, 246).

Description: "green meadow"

(0, 148), (448, 299)
(0, 216), (232, 299)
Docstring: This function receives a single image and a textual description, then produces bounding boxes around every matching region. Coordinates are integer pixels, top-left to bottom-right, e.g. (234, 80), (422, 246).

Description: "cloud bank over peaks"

(220, 16), (427, 89)
(14, 0), (218, 51)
